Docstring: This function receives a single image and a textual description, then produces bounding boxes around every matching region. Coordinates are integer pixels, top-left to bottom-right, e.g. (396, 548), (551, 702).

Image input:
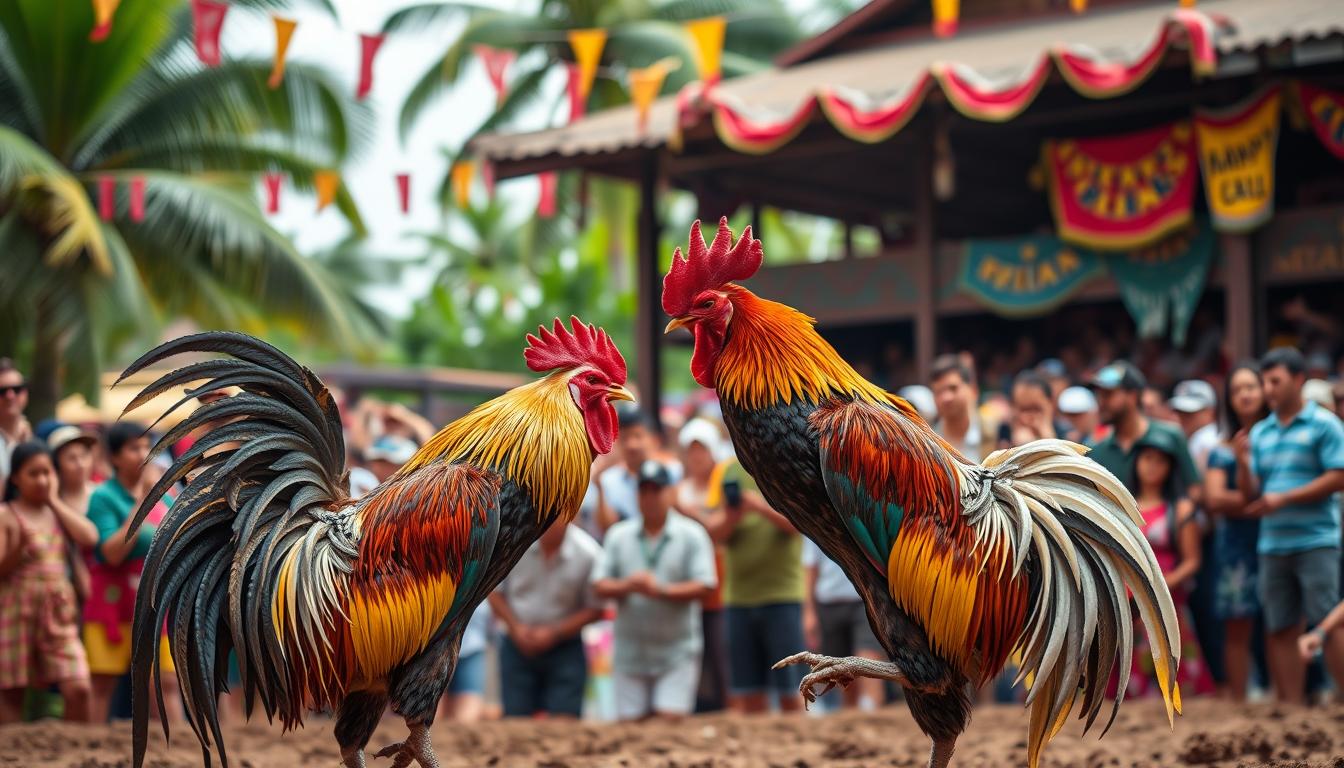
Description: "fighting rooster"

(121, 319), (631, 768)
(663, 220), (1180, 768)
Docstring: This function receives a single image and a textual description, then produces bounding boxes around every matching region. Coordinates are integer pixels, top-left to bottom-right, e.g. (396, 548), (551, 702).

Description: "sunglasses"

(0, 384), (26, 397)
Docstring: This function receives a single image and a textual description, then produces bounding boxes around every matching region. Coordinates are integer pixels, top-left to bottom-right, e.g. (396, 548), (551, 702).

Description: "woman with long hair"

(1203, 362), (1271, 701)
(0, 441), (98, 722)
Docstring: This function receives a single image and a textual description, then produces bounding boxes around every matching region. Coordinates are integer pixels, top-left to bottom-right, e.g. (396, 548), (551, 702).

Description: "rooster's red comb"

(525, 316), (627, 384)
(662, 217), (763, 317)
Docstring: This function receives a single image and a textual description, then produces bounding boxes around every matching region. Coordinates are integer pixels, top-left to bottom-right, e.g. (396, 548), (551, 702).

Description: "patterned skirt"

(0, 574), (89, 689)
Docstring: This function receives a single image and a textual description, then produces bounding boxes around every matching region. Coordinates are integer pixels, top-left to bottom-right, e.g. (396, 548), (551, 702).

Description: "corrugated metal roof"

(471, 0), (1344, 165)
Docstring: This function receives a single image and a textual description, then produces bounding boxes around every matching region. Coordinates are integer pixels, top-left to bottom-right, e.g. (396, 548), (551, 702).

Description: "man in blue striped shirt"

(1235, 347), (1344, 704)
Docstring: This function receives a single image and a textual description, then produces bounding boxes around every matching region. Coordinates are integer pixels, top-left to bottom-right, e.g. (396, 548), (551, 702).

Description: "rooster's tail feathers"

(964, 439), (1181, 768)
(125, 332), (349, 768)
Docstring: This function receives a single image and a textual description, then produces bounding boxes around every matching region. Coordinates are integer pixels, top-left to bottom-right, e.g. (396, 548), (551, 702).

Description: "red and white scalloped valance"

(678, 9), (1221, 154)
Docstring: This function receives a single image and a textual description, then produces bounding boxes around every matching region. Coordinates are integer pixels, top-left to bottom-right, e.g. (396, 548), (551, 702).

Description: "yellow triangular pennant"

(451, 160), (475, 208)
(268, 16), (298, 89)
(685, 17), (726, 84)
(567, 28), (608, 101)
(314, 170), (340, 212)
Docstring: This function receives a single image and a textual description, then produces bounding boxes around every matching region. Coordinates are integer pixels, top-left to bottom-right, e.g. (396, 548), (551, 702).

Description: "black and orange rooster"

(121, 318), (631, 768)
(663, 220), (1180, 768)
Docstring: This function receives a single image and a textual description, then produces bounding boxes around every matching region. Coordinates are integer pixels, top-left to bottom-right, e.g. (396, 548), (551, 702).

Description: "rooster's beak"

(606, 385), (635, 403)
(664, 317), (691, 334)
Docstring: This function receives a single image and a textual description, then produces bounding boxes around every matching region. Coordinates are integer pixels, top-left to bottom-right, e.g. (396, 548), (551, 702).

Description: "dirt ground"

(1, 700), (1341, 768)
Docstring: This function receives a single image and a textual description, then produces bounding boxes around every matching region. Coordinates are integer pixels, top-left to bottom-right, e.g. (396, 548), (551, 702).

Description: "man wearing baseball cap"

(1086, 361), (1201, 500)
(1170, 379), (1220, 472)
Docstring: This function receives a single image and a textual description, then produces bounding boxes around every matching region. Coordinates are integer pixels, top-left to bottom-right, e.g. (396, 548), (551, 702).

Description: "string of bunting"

(929, 0), (1196, 36)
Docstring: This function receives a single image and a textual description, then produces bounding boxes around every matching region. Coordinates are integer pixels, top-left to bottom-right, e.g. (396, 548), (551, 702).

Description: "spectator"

(1057, 386), (1103, 444)
(671, 418), (730, 713)
(596, 409), (682, 533)
(593, 461), (716, 721)
(1036, 358), (1070, 400)
(1110, 430), (1215, 698)
(801, 538), (882, 710)
(1170, 380), (1220, 472)
(0, 442), (97, 722)
(0, 360), (32, 491)
(897, 385), (937, 424)
(997, 370), (1061, 449)
(1303, 379), (1336, 413)
(1298, 597), (1344, 699)
(48, 426), (98, 607)
(1204, 362), (1270, 701)
(84, 422), (181, 724)
(702, 457), (805, 714)
(491, 520), (603, 719)
(1088, 362), (1201, 501)
(439, 602), (491, 722)
(364, 435), (417, 484)
(1235, 347), (1344, 704)
(930, 354), (994, 462)
(1143, 385), (1178, 425)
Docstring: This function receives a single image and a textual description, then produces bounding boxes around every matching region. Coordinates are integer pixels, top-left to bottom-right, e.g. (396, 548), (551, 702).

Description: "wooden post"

(912, 123), (937, 384)
(636, 154), (664, 429)
(1220, 234), (1255, 363)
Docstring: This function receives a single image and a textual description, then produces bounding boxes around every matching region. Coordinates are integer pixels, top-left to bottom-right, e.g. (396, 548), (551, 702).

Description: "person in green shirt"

(702, 456), (805, 714)
(1087, 361), (1202, 495)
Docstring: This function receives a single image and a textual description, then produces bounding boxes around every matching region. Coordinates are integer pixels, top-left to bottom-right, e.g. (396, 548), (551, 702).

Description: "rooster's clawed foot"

(773, 651), (913, 709)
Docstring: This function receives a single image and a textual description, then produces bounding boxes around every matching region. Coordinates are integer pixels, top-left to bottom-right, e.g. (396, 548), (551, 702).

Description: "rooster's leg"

(928, 737), (956, 768)
(373, 721), (440, 768)
(336, 690), (387, 768)
(772, 652), (914, 707)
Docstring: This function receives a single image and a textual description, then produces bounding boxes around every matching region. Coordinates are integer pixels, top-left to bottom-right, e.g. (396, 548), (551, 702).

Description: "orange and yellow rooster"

(122, 319), (631, 768)
(663, 220), (1180, 768)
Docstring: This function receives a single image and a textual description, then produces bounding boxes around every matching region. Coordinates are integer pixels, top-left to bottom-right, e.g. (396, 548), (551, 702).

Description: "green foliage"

(0, 0), (376, 417)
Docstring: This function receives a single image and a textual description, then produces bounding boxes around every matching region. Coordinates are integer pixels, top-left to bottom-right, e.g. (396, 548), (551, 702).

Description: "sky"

(222, 0), (542, 317)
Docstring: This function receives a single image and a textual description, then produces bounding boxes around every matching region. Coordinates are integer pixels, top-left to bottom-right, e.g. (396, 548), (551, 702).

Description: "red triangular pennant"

(395, 173), (410, 214)
(537, 172), (557, 218)
(129, 176), (145, 222)
(356, 33), (385, 101)
(192, 0), (228, 67)
(263, 172), (283, 214)
(97, 176), (115, 221)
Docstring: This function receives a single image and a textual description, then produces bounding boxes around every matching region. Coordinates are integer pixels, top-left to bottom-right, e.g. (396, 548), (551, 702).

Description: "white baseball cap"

(1168, 379), (1216, 414)
(1057, 386), (1098, 415)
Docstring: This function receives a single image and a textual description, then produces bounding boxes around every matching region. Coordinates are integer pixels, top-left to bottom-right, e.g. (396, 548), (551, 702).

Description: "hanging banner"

(268, 16), (298, 89)
(1195, 86), (1280, 233)
(263, 173), (283, 214)
(97, 176), (115, 221)
(1298, 83), (1344, 162)
(685, 17), (726, 85)
(628, 60), (672, 133)
(1044, 121), (1197, 249)
(314, 170), (339, 212)
(933, 0), (959, 37)
(473, 45), (515, 106)
(395, 173), (410, 214)
(90, 0), (121, 42)
(451, 161), (474, 209)
(129, 176), (145, 222)
(537, 172), (557, 218)
(958, 239), (1105, 316)
(1110, 224), (1214, 345)
(357, 33), (386, 101)
(192, 0), (228, 67)
(567, 29), (607, 102)
(565, 62), (587, 123)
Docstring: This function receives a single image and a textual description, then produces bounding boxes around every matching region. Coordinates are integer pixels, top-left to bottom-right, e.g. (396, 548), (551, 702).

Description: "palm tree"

(0, 0), (373, 419)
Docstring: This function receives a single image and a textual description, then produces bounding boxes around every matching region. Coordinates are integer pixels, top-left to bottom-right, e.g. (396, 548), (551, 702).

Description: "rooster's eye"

(587, 374), (599, 385)
(700, 299), (714, 309)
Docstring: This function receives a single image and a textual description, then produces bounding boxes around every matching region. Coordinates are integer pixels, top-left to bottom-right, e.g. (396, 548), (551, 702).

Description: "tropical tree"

(0, 0), (373, 419)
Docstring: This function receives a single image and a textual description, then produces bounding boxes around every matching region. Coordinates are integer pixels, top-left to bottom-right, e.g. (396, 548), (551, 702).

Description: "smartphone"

(722, 479), (742, 509)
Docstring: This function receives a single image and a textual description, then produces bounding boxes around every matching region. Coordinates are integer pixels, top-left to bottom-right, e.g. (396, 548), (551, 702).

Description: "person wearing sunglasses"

(0, 359), (33, 492)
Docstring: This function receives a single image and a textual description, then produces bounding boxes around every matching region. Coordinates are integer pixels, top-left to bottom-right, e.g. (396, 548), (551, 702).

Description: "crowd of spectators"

(2, 332), (1344, 728)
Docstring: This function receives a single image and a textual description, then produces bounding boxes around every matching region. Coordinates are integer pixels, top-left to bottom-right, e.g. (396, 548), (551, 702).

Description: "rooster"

(121, 318), (631, 768)
(662, 220), (1180, 768)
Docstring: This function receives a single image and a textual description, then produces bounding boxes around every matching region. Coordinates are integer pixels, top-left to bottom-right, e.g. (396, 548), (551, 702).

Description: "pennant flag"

(537, 172), (557, 218)
(1195, 86), (1280, 232)
(129, 176), (145, 222)
(1043, 121), (1197, 249)
(314, 170), (340, 212)
(1070, 0), (1087, 12)
(357, 33), (386, 101)
(565, 62), (587, 123)
(263, 172), (283, 214)
(933, 0), (959, 37)
(451, 161), (475, 209)
(628, 60), (672, 133)
(1298, 83), (1344, 162)
(268, 16), (298, 89)
(97, 176), (115, 221)
(90, 0), (121, 42)
(474, 45), (515, 106)
(567, 28), (607, 102)
(192, 0), (228, 67)
(482, 161), (496, 199)
(1180, 0), (1195, 7)
(395, 173), (410, 214)
(685, 17), (726, 85)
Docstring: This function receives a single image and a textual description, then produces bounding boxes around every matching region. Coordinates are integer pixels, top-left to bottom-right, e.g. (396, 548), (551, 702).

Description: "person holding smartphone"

(701, 455), (806, 714)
